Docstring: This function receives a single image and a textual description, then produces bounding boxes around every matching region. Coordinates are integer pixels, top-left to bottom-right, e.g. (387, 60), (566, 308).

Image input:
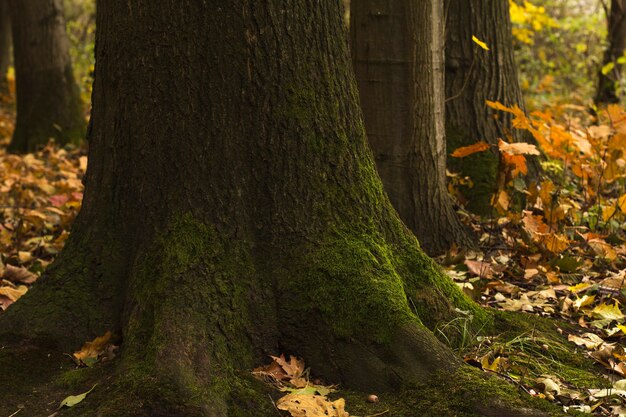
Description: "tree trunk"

(0, 0), (10, 92)
(350, 0), (474, 255)
(0, 2), (550, 416)
(445, 0), (537, 214)
(595, 0), (626, 105)
(7, 0), (84, 153)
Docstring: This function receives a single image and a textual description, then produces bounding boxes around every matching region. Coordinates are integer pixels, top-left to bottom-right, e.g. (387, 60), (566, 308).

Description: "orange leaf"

(451, 141), (490, 158)
(502, 153), (527, 176)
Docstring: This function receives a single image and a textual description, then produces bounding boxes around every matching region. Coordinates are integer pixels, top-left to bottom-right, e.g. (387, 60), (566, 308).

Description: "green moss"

(339, 366), (564, 416)
(492, 311), (606, 389)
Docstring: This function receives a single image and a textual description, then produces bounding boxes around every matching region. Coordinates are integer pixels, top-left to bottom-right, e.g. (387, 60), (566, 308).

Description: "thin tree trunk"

(8, 0), (84, 153)
(0, 0), (10, 92)
(351, 0), (474, 255)
(595, 0), (626, 105)
(445, 0), (538, 214)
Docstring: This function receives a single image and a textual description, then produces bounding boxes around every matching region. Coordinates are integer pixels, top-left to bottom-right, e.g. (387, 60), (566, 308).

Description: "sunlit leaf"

(451, 141), (490, 158)
(591, 303), (624, 322)
(472, 35), (489, 50)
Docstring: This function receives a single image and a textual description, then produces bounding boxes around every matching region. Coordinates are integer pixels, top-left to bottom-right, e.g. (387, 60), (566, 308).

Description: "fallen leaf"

(464, 259), (494, 279)
(276, 394), (349, 417)
(73, 332), (115, 366)
(2, 264), (37, 284)
(59, 384), (97, 408)
(271, 354), (305, 380)
(591, 303), (624, 322)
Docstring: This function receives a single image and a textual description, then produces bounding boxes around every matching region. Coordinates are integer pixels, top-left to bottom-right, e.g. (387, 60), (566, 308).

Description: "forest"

(4, 0), (626, 416)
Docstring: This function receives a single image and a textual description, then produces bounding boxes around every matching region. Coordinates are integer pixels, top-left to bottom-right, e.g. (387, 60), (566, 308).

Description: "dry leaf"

(271, 354), (305, 380)
(277, 394), (349, 417)
(73, 331), (115, 366)
(2, 264), (37, 284)
(451, 141), (490, 158)
(498, 139), (541, 156)
(464, 259), (494, 279)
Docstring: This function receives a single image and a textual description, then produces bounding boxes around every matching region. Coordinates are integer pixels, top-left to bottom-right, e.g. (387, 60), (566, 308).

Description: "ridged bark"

(595, 0), (626, 105)
(8, 0), (84, 153)
(445, 0), (538, 214)
(0, 0), (9, 92)
(351, 0), (474, 255)
(0, 1), (498, 415)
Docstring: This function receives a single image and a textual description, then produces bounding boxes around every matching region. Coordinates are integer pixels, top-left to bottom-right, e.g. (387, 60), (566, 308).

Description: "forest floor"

(2, 91), (626, 416)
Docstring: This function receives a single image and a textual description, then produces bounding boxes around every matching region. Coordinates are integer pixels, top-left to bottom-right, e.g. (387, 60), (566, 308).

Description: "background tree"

(595, 0), (626, 105)
(0, 0), (10, 93)
(350, 0), (473, 255)
(0, 1), (549, 415)
(8, 0), (84, 153)
(445, 0), (537, 214)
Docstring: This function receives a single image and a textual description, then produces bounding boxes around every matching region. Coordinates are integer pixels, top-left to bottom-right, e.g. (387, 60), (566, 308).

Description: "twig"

(365, 410), (390, 417)
(7, 409), (22, 417)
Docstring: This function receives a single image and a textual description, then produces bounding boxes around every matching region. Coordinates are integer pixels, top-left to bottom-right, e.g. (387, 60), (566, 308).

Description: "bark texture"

(445, 0), (537, 214)
(0, 1), (492, 415)
(0, 0), (10, 92)
(595, 0), (626, 105)
(351, 0), (473, 255)
(8, 0), (84, 153)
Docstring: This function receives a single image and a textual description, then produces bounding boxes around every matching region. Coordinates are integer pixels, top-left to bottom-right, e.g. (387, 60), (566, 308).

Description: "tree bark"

(7, 0), (84, 153)
(0, 0), (10, 92)
(595, 0), (626, 105)
(351, 0), (474, 255)
(0, 1), (550, 416)
(445, 0), (537, 214)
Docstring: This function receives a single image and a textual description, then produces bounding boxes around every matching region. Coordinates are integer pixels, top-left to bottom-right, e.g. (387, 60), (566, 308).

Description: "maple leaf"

(271, 354), (305, 380)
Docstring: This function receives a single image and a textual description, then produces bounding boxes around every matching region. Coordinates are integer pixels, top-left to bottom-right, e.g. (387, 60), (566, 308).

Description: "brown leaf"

(271, 354), (305, 380)
(252, 360), (288, 382)
(3, 264), (38, 284)
(464, 259), (494, 279)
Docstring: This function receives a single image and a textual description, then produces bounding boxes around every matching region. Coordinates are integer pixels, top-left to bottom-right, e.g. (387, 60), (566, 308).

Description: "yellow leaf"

(603, 206), (617, 222)
(619, 194), (626, 214)
(73, 331), (114, 366)
(277, 394), (349, 417)
(0, 285), (28, 302)
(472, 35), (489, 50)
(569, 282), (592, 294)
(592, 303), (625, 321)
(618, 324), (626, 335)
(541, 233), (569, 253)
(451, 141), (490, 158)
(573, 294), (595, 310)
(588, 239), (617, 261)
(602, 62), (615, 75)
